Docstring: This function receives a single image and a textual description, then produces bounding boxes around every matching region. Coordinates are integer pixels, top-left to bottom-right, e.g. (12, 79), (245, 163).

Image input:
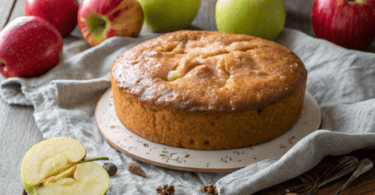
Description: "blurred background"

(2, 0), (373, 52)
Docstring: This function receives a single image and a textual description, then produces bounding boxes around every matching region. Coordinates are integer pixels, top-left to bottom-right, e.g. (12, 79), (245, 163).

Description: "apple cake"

(110, 30), (307, 150)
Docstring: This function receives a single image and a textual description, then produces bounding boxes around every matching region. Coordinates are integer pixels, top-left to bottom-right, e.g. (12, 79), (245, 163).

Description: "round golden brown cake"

(110, 30), (307, 150)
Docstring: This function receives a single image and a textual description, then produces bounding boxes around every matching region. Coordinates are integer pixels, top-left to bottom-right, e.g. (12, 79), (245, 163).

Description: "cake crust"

(112, 30), (307, 111)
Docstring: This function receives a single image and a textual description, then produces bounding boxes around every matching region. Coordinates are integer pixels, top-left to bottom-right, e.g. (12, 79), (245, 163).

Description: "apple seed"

(37, 156), (109, 186)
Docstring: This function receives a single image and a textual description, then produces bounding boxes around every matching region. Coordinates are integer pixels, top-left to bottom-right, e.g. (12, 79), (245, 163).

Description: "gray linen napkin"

(2, 28), (375, 195)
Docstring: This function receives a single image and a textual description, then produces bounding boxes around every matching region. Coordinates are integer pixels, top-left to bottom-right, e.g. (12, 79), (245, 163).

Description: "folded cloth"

(2, 28), (375, 195)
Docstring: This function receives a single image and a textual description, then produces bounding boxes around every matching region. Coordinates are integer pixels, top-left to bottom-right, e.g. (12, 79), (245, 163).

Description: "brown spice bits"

(156, 184), (175, 195)
(128, 162), (147, 177)
(200, 184), (218, 195)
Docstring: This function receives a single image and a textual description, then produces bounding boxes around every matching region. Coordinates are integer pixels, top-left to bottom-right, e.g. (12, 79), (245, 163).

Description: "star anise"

(156, 184), (175, 195)
(201, 184), (218, 195)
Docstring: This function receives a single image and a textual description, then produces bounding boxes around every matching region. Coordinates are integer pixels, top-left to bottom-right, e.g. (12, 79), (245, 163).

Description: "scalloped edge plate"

(95, 88), (321, 173)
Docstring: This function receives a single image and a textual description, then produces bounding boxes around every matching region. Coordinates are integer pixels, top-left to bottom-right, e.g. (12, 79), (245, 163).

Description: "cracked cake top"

(111, 30), (307, 111)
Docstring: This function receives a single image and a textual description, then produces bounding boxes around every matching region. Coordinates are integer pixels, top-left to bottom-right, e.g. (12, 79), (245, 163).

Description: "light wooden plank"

(9, 0), (26, 22)
(0, 0), (16, 29)
(1, 0), (43, 194)
(0, 92), (42, 194)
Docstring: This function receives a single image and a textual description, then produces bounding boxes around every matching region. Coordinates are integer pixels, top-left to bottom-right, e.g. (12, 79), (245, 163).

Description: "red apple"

(24, 0), (79, 37)
(0, 16), (63, 78)
(78, 0), (144, 47)
(312, 0), (375, 50)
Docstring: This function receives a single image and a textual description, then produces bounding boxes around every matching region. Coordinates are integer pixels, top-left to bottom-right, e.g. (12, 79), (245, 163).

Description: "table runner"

(2, 28), (375, 195)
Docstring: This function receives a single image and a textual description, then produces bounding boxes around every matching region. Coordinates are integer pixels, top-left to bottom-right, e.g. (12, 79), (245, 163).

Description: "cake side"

(111, 73), (306, 150)
(111, 30), (307, 111)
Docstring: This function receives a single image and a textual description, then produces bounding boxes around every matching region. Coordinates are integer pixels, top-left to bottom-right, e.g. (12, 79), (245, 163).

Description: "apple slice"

(21, 137), (110, 195)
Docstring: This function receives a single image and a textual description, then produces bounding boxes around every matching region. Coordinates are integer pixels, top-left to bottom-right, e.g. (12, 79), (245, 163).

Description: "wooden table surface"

(1, 0), (375, 194)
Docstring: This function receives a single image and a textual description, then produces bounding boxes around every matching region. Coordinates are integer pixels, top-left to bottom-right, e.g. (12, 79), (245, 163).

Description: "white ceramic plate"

(95, 88), (321, 173)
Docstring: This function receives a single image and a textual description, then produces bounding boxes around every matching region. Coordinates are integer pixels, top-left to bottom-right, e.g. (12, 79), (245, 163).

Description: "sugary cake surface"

(112, 30), (307, 111)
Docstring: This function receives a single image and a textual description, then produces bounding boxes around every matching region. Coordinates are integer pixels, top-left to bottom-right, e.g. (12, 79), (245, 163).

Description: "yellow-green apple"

(215, 0), (286, 41)
(0, 16), (63, 78)
(137, 0), (201, 32)
(78, 0), (144, 47)
(21, 137), (110, 195)
(312, 0), (375, 50)
(24, 0), (79, 37)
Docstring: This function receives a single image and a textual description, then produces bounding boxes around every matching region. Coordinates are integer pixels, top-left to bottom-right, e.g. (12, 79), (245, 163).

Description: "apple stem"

(88, 15), (108, 37)
(0, 60), (9, 78)
(82, 157), (109, 163)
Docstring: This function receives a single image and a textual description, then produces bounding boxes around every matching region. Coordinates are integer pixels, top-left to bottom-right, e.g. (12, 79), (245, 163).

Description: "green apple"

(21, 137), (110, 195)
(138, 0), (201, 32)
(215, 0), (286, 41)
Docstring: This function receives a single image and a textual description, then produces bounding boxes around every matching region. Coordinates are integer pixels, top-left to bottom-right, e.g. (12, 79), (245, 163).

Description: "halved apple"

(21, 137), (110, 195)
